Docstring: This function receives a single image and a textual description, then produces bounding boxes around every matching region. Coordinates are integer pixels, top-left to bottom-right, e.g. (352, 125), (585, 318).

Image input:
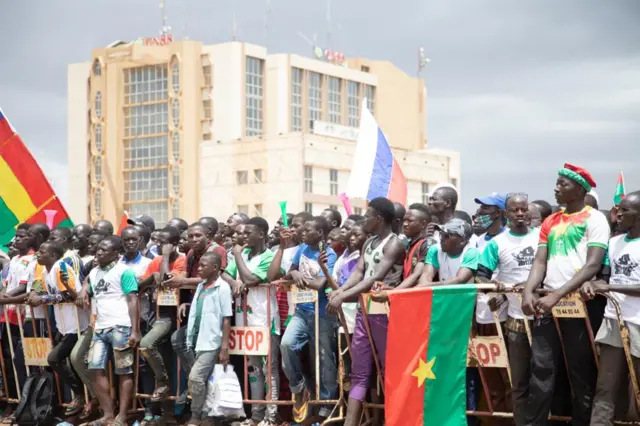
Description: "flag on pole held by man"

(346, 98), (407, 205)
(385, 285), (477, 426)
(117, 211), (130, 234)
(0, 107), (73, 251)
(614, 170), (625, 206)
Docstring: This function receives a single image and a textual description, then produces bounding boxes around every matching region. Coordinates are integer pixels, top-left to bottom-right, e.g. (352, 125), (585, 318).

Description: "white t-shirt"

(45, 260), (90, 335)
(604, 235), (640, 325)
(226, 249), (280, 335)
(89, 263), (139, 330)
(4, 253), (33, 322)
(280, 246), (299, 318)
(540, 206), (610, 290)
(480, 229), (539, 320)
(475, 231), (508, 324)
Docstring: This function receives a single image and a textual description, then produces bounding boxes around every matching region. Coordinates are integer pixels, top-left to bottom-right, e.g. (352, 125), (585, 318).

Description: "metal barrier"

(2, 284), (640, 425)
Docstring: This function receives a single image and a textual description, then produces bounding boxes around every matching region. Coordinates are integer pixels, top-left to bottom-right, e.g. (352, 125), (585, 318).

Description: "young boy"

(86, 236), (141, 426)
(186, 252), (232, 426)
(27, 240), (90, 415)
(223, 217), (280, 425)
(281, 216), (338, 422)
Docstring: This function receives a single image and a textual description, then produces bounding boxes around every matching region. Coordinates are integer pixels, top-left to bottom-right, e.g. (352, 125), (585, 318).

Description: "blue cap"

(474, 193), (506, 210)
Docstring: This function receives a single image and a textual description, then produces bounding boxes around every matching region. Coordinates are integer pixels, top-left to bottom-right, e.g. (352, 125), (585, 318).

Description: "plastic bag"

(205, 364), (246, 419)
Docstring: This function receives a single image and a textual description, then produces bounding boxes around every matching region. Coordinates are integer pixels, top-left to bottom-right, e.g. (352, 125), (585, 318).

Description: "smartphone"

(319, 241), (325, 252)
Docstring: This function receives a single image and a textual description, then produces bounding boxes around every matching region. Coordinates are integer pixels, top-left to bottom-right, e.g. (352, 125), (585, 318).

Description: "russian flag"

(346, 98), (407, 205)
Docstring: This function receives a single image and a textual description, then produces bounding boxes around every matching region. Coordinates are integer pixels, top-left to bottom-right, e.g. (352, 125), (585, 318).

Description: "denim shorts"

(88, 325), (135, 375)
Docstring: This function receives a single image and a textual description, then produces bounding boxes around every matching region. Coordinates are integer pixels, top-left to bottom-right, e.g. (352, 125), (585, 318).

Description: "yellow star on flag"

(411, 357), (436, 387)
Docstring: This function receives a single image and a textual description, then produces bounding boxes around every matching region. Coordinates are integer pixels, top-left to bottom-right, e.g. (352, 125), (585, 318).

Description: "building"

(67, 39), (460, 226)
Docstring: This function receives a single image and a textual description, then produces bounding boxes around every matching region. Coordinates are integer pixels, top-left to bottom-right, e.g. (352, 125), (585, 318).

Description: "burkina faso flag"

(385, 285), (476, 426)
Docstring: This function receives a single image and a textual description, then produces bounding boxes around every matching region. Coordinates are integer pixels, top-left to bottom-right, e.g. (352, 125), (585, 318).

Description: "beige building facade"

(68, 40), (460, 226)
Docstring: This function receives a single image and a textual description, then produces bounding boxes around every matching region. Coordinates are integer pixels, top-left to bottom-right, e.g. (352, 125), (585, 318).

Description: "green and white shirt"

(425, 243), (480, 282)
(89, 263), (138, 330)
(604, 234), (640, 325)
(226, 248), (280, 335)
(480, 229), (539, 320)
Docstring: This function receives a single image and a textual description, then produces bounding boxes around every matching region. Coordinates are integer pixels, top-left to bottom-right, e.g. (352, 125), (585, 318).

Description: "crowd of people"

(0, 162), (638, 426)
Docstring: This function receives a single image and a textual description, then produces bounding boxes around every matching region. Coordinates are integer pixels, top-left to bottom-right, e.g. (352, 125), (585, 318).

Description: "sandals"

(79, 398), (99, 421)
(64, 395), (84, 416)
(292, 388), (310, 423)
(150, 385), (171, 402)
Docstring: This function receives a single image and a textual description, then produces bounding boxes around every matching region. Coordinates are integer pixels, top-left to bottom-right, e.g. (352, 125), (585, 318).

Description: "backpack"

(12, 371), (57, 426)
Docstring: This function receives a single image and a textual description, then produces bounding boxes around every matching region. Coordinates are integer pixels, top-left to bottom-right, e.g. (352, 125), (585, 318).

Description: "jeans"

(48, 332), (84, 396)
(507, 328), (532, 426)
(280, 309), (338, 416)
(524, 315), (597, 426)
(140, 319), (174, 387)
(248, 334), (280, 422)
(70, 328), (95, 398)
(188, 350), (218, 419)
(88, 326), (135, 375)
(171, 324), (195, 374)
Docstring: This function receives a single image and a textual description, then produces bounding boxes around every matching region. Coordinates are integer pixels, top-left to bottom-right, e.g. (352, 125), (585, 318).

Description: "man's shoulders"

(260, 248), (276, 261)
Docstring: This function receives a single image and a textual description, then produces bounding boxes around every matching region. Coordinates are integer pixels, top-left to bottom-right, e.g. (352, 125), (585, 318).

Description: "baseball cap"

(474, 193), (506, 210)
(127, 215), (156, 232)
(435, 218), (473, 239)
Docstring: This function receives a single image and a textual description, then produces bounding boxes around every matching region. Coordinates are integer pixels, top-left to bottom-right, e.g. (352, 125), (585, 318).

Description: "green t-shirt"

(425, 244), (479, 282)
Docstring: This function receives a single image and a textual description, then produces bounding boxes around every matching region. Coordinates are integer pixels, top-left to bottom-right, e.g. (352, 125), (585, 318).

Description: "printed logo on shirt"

(93, 278), (111, 295)
(613, 254), (639, 277)
(512, 246), (535, 267)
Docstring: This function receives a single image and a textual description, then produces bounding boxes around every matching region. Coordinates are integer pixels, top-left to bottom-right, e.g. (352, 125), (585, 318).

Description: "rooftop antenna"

(326, 0), (332, 49)
(232, 0), (238, 41)
(264, 0), (271, 49)
(159, 0), (171, 36)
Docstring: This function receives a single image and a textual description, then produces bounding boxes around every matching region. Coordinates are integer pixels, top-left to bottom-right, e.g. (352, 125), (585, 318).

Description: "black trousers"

(48, 333), (83, 396)
(524, 315), (597, 426)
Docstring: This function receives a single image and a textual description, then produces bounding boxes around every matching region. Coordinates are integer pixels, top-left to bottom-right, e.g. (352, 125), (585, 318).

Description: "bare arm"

(417, 264), (437, 287)
(126, 293), (140, 336)
(267, 246), (286, 282)
(397, 262), (424, 289)
(233, 251), (261, 287)
(556, 246), (606, 297)
(427, 268), (475, 286)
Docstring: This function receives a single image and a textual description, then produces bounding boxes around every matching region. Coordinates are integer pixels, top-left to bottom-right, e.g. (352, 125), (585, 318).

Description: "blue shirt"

(291, 244), (337, 315)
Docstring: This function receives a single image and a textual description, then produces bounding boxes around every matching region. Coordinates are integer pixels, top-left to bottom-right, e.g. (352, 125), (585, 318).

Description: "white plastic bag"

(205, 364), (246, 419)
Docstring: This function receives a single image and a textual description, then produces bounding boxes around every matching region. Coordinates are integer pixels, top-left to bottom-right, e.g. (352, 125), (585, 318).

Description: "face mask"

(476, 214), (495, 230)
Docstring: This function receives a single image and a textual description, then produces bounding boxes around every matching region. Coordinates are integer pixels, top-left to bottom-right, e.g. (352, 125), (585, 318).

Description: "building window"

(172, 62), (180, 93)
(94, 158), (102, 184)
(171, 99), (179, 128)
(94, 91), (102, 119)
(236, 170), (248, 185)
(422, 182), (430, 204)
(122, 65), (170, 227)
(308, 72), (322, 124)
(304, 165), (313, 193)
(203, 64), (212, 87)
(172, 200), (179, 218)
(347, 81), (360, 127)
(93, 60), (101, 77)
(245, 56), (264, 136)
(365, 85), (375, 116)
(94, 125), (102, 153)
(237, 205), (249, 215)
(328, 77), (342, 124)
(291, 68), (303, 132)
(354, 207), (362, 215)
(94, 188), (102, 216)
(360, 65), (370, 73)
(172, 167), (180, 196)
(304, 202), (313, 213)
(124, 66), (169, 104)
(329, 169), (338, 196)
(329, 204), (338, 210)
(172, 132), (180, 161)
(254, 204), (263, 216)
(451, 178), (458, 189)
(203, 99), (212, 119)
(253, 169), (263, 183)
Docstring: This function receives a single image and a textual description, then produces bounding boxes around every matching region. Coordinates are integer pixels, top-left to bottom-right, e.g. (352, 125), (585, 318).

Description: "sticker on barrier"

(292, 286), (317, 304)
(552, 292), (586, 318)
(157, 288), (179, 306)
(23, 337), (53, 366)
(228, 326), (269, 355)
(364, 296), (390, 315)
(467, 336), (509, 368)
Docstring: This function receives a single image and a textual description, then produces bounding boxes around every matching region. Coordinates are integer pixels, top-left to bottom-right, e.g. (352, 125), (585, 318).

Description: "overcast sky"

(1, 0), (638, 214)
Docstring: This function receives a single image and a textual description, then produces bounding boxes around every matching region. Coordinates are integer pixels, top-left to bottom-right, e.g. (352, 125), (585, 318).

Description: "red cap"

(564, 163), (597, 188)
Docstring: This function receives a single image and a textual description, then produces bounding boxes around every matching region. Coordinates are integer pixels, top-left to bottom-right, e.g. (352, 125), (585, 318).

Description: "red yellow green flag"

(385, 285), (477, 426)
(0, 108), (73, 251)
(614, 170), (625, 206)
